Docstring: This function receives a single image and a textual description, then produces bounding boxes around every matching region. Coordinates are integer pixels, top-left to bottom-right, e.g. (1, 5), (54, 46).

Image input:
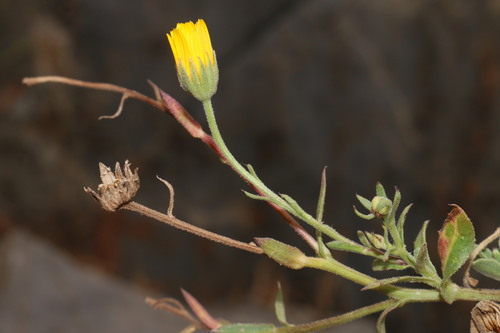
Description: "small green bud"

(365, 232), (387, 250)
(254, 238), (307, 269)
(371, 196), (393, 218)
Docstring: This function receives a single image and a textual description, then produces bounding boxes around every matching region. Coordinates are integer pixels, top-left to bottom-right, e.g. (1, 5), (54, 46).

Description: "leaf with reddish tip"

(437, 205), (475, 282)
(181, 289), (221, 331)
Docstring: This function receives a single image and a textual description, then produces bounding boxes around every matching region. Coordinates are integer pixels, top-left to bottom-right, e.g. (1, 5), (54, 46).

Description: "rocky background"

(1, 0), (499, 332)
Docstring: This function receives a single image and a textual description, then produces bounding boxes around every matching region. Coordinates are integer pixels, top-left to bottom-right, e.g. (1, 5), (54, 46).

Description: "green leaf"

(372, 258), (410, 271)
(274, 282), (288, 325)
(326, 240), (370, 256)
(414, 243), (439, 283)
(246, 164), (262, 181)
(216, 324), (276, 333)
(316, 167), (327, 223)
(385, 187), (401, 227)
(376, 300), (404, 333)
(472, 258), (500, 282)
(362, 276), (437, 290)
(396, 204), (413, 243)
(414, 221), (430, 256)
(437, 205), (475, 282)
(357, 231), (372, 248)
(242, 191), (283, 207)
(315, 168), (331, 259)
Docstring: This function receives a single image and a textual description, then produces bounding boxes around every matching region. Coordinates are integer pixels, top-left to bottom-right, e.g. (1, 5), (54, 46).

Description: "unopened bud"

(371, 196), (392, 218)
(254, 238), (307, 269)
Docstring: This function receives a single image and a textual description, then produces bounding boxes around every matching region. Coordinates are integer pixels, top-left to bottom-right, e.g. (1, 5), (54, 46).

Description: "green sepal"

(354, 206), (375, 220)
(356, 194), (372, 211)
(375, 182), (387, 197)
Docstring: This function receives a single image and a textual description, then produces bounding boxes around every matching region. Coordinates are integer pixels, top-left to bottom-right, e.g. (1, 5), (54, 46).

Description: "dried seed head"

(84, 160), (139, 212)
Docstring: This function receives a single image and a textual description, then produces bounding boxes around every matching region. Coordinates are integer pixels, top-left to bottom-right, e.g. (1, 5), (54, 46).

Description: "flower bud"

(167, 19), (219, 101)
(371, 196), (392, 218)
(254, 238), (307, 269)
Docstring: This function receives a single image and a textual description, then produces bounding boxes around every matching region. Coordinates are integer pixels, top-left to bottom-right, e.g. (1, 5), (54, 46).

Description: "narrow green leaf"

(415, 243), (439, 282)
(396, 204), (413, 243)
(356, 194), (372, 210)
(326, 240), (370, 256)
(372, 258), (410, 271)
(437, 205), (476, 282)
(242, 190), (267, 201)
(376, 300), (404, 333)
(362, 276), (437, 291)
(246, 164), (261, 181)
(316, 167), (327, 223)
(315, 168), (329, 259)
(216, 324), (275, 333)
(414, 221), (430, 256)
(274, 282), (288, 325)
(242, 190), (283, 207)
(357, 231), (372, 248)
(375, 182), (387, 197)
(472, 258), (500, 282)
(385, 187), (401, 227)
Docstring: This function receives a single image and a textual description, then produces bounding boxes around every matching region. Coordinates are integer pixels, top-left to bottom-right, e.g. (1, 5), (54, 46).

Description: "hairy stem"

(123, 201), (263, 254)
(274, 299), (397, 333)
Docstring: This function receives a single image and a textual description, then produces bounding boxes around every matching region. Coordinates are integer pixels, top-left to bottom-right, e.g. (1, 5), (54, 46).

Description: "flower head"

(167, 19), (219, 101)
(84, 161), (139, 212)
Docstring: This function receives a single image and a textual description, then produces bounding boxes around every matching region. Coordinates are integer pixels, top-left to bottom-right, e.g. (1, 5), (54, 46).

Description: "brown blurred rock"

(0, 229), (187, 332)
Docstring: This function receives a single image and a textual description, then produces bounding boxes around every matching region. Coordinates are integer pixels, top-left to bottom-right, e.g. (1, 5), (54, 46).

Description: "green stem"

(202, 99), (291, 210)
(274, 299), (397, 333)
(202, 99), (351, 244)
(305, 257), (441, 302)
(453, 285), (500, 302)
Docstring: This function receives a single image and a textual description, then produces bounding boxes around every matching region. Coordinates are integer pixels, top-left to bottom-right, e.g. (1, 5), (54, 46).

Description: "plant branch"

(123, 201), (263, 254)
(274, 299), (397, 333)
(23, 75), (318, 253)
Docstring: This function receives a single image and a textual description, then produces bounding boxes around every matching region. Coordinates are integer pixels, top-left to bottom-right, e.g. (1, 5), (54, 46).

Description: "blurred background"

(1, 0), (499, 332)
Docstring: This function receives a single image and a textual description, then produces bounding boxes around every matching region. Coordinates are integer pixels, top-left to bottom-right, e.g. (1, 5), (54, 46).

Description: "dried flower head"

(84, 161), (139, 212)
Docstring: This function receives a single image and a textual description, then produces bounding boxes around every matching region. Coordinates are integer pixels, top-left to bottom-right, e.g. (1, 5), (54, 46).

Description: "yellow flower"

(167, 19), (219, 101)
